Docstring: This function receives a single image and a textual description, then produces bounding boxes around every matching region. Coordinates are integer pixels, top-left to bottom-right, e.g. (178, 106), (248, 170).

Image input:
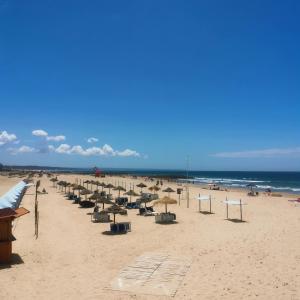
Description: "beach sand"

(0, 174), (299, 299)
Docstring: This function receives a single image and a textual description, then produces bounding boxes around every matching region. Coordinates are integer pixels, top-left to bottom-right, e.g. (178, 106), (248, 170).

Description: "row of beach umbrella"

(52, 177), (180, 215)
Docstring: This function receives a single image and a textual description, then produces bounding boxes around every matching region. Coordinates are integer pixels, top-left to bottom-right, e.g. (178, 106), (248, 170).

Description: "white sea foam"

(180, 177), (300, 193)
(193, 177), (268, 184)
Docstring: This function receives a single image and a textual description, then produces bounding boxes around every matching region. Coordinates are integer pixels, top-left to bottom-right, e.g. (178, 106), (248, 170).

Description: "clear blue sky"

(1, 0), (300, 171)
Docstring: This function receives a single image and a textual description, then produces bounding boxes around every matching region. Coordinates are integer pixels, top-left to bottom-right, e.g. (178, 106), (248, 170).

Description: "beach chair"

(110, 223), (118, 233)
(132, 202), (140, 209)
(110, 222), (131, 234)
(155, 212), (176, 223)
(139, 207), (146, 215)
(126, 203), (133, 209)
(92, 211), (110, 222)
(144, 208), (158, 216)
(79, 200), (95, 208)
(116, 197), (128, 206)
(123, 222), (131, 232)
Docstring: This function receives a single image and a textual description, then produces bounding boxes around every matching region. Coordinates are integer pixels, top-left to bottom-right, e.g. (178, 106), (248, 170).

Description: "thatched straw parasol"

(73, 184), (85, 190)
(62, 182), (71, 193)
(149, 185), (160, 193)
(124, 189), (139, 203)
(90, 180), (98, 190)
(93, 180), (100, 191)
(89, 191), (102, 201)
(154, 196), (177, 213)
(80, 189), (92, 200)
(114, 186), (126, 197)
(50, 177), (58, 187)
(83, 180), (91, 189)
(57, 181), (65, 191)
(105, 183), (115, 195)
(98, 182), (106, 191)
(137, 182), (147, 193)
(94, 196), (114, 209)
(105, 204), (127, 224)
(73, 185), (85, 197)
(62, 181), (70, 193)
(163, 187), (175, 197)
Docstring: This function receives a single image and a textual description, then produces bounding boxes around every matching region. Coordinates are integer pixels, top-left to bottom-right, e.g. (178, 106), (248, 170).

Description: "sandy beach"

(0, 173), (299, 300)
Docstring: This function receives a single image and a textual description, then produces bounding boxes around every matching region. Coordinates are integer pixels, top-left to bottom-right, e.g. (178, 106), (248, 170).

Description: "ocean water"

(12, 166), (300, 194)
(110, 170), (300, 194)
(54, 168), (300, 194)
(179, 171), (300, 194)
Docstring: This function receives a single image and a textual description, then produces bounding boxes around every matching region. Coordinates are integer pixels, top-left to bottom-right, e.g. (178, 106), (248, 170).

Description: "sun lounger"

(155, 212), (176, 223)
(144, 207), (159, 216)
(139, 207), (146, 215)
(126, 202), (140, 209)
(91, 211), (111, 222)
(115, 197), (128, 206)
(110, 222), (131, 233)
(79, 200), (95, 208)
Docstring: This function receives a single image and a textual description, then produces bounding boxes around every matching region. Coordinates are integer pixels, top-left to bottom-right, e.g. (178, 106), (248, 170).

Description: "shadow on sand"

(91, 220), (111, 224)
(0, 253), (24, 270)
(199, 211), (215, 215)
(155, 221), (178, 225)
(225, 218), (247, 223)
(102, 230), (127, 236)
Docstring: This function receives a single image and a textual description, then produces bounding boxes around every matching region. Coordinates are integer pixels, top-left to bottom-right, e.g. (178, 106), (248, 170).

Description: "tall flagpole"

(186, 155), (190, 208)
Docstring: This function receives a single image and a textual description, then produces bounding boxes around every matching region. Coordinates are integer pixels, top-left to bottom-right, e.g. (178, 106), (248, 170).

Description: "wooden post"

(198, 194), (201, 212)
(186, 186), (189, 208)
(226, 197), (229, 219)
(209, 195), (212, 213)
(240, 199), (243, 221)
(35, 180), (40, 239)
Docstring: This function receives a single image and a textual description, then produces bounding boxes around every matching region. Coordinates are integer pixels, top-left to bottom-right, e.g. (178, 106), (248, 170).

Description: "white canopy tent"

(196, 194), (213, 213)
(223, 198), (247, 221)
